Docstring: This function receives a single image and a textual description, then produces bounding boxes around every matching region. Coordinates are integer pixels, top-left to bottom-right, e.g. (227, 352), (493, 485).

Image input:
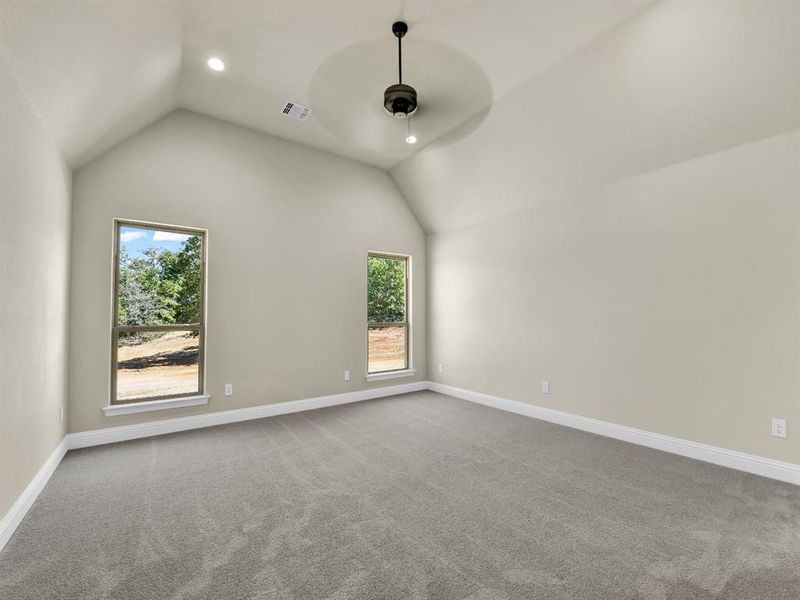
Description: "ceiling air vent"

(281, 101), (311, 121)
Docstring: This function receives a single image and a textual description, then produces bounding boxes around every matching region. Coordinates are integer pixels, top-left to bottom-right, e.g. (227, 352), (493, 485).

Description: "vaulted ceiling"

(391, 1), (800, 232)
(0, 0), (649, 169)
(2, 1), (798, 234)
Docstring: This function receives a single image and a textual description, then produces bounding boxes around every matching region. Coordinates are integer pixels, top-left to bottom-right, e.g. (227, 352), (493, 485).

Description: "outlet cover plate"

(771, 418), (786, 438)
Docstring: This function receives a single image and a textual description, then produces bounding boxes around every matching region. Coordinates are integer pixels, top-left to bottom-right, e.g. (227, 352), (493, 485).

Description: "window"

(367, 253), (409, 374)
(111, 220), (206, 404)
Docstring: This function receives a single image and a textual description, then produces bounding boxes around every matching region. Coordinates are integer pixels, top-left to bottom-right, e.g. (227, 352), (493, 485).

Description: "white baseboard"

(0, 436), (68, 552)
(428, 381), (800, 486)
(68, 381), (427, 449)
(0, 381), (425, 552)
(3, 378), (797, 553)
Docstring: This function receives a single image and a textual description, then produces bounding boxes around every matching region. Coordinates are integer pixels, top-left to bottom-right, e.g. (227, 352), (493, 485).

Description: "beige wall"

(427, 130), (799, 464)
(393, 1), (800, 466)
(0, 59), (71, 518)
(69, 109), (426, 433)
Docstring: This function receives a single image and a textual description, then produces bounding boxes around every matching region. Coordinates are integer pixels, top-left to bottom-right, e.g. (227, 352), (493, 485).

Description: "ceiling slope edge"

(389, 1), (800, 234)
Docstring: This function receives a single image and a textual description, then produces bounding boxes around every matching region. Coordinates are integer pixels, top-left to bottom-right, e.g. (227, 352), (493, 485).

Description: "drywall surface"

(0, 59), (71, 518)
(427, 130), (800, 464)
(397, 1), (800, 465)
(393, 1), (800, 233)
(69, 109), (426, 432)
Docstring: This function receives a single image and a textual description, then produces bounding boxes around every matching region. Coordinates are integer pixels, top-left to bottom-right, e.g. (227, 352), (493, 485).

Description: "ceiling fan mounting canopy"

(392, 21), (408, 38)
(384, 21), (418, 119)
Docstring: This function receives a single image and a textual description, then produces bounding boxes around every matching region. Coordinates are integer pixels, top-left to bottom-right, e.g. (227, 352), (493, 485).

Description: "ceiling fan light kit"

(383, 21), (418, 120)
(406, 118), (417, 144)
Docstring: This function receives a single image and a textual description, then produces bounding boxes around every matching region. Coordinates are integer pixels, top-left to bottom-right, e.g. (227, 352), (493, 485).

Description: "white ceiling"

(0, 1), (183, 168)
(391, 1), (800, 232)
(0, 0), (650, 169)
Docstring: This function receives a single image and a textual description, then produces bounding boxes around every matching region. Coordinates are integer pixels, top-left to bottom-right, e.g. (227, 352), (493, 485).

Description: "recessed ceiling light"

(207, 57), (225, 72)
(405, 135), (417, 144)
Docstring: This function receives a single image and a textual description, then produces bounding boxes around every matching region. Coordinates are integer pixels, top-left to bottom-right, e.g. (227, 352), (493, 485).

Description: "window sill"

(366, 369), (416, 382)
(103, 395), (209, 417)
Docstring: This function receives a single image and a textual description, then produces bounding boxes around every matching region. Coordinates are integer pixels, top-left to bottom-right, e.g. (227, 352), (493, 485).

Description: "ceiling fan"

(383, 21), (418, 144)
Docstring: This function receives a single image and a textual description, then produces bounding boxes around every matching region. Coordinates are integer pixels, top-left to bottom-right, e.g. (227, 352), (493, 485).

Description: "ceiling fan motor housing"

(384, 83), (418, 118)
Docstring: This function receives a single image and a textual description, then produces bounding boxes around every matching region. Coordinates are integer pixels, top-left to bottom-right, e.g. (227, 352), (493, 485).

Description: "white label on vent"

(281, 101), (311, 121)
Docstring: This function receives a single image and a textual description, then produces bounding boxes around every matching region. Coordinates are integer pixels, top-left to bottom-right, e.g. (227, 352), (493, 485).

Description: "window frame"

(366, 251), (411, 375)
(110, 219), (208, 405)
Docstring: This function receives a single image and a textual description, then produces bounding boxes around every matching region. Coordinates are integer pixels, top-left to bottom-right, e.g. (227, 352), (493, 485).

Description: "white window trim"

(366, 369), (416, 382)
(103, 395), (209, 417)
(367, 251), (413, 376)
(109, 218), (209, 410)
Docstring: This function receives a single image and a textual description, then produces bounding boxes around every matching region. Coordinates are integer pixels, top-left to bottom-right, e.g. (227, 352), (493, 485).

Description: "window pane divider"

(116, 324), (200, 333)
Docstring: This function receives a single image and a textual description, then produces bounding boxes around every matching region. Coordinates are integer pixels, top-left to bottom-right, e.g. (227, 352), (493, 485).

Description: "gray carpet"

(1, 391), (798, 599)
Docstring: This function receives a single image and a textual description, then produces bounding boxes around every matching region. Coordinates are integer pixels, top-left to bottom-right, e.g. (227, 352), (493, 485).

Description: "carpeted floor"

(1, 391), (798, 599)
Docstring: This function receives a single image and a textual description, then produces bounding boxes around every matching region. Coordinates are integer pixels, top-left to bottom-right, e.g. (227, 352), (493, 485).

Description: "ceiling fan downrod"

(383, 21), (418, 119)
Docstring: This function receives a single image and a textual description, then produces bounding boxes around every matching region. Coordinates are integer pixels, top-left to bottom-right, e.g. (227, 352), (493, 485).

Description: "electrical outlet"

(224, 383), (233, 396)
(542, 381), (550, 394)
(438, 363), (443, 374)
(771, 418), (786, 439)
(344, 370), (350, 381)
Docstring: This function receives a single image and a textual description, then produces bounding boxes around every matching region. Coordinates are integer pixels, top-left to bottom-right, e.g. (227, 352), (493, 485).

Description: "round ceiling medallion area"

(309, 36), (493, 157)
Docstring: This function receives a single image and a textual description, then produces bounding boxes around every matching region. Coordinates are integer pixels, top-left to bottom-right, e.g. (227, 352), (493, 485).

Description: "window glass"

(112, 222), (205, 403)
(367, 254), (408, 373)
